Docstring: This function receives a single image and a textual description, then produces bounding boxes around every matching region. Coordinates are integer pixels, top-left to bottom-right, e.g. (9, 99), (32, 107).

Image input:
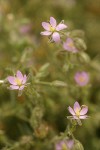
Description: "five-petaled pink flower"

(55, 139), (74, 150)
(7, 70), (27, 91)
(74, 71), (89, 86)
(63, 38), (78, 53)
(68, 101), (88, 120)
(41, 16), (67, 43)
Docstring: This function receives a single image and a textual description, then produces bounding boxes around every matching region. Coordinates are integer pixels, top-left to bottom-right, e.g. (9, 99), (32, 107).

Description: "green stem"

(34, 81), (53, 86)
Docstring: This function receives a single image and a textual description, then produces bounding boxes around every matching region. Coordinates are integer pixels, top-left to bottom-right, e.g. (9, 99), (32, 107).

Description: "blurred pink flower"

(55, 139), (74, 150)
(41, 16), (67, 43)
(74, 71), (89, 86)
(68, 101), (88, 120)
(7, 70), (27, 91)
(19, 24), (32, 34)
(63, 38), (78, 53)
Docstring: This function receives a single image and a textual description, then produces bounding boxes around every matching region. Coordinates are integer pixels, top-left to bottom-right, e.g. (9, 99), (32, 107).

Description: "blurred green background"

(0, 0), (100, 150)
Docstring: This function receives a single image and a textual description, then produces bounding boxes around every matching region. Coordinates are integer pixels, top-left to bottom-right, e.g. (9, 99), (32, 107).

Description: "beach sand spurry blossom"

(41, 16), (67, 43)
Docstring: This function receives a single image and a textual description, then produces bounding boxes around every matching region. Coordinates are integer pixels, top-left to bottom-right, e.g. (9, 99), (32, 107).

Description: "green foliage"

(0, 0), (100, 150)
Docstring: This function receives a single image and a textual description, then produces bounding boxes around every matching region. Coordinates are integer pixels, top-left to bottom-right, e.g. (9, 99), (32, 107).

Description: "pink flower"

(74, 71), (89, 86)
(7, 70), (27, 91)
(55, 139), (74, 150)
(19, 24), (32, 34)
(63, 38), (78, 53)
(40, 17), (67, 43)
(68, 101), (88, 120)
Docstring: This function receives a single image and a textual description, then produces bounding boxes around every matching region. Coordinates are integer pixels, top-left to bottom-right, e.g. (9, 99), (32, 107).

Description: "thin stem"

(34, 81), (52, 86)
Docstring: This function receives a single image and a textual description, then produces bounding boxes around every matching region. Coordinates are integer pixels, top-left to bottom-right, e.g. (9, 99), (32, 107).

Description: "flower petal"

(16, 70), (23, 81)
(66, 140), (74, 149)
(79, 115), (88, 119)
(10, 85), (19, 90)
(80, 106), (88, 115)
(7, 76), (17, 85)
(68, 106), (75, 115)
(40, 31), (52, 36)
(74, 72), (89, 86)
(19, 85), (25, 90)
(22, 75), (27, 84)
(50, 17), (57, 28)
(56, 23), (67, 31)
(42, 22), (50, 31)
(74, 101), (81, 112)
(63, 38), (78, 53)
(52, 32), (60, 43)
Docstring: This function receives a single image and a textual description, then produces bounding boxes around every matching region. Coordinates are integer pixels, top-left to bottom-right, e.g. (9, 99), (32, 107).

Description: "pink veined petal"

(42, 22), (50, 31)
(40, 31), (52, 36)
(56, 23), (67, 31)
(68, 106), (75, 115)
(22, 75), (27, 84)
(16, 70), (23, 81)
(50, 17), (57, 28)
(80, 106), (88, 115)
(10, 85), (19, 90)
(7, 76), (17, 85)
(74, 101), (81, 113)
(19, 85), (25, 90)
(52, 32), (60, 43)
(79, 115), (88, 119)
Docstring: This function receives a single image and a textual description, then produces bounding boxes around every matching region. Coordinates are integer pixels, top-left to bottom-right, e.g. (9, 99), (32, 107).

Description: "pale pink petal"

(73, 116), (79, 119)
(16, 71), (23, 80)
(55, 141), (66, 150)
(74, 72), (89, 86)
(79, 115), (88, 119)
(40, 31), (52, 36)
(66, 140), (74, 149)
(10, 85), (19, 90)
(63, 42), (72, 51)
(80, 106), (88, 115)
(74, 101), (81, 112)
(50, 17), (57, 28)
(19, 85), (25, 90)
(81, 72), (89, 83)
(42, 22), (50, 31)
(68, 106), (75, 115)
(67, 38), (73, 43)
(52, 32), (60, 43)
(7, 76), (17, 85)
(22, 75), (27, 84)
(56, 23), (67, 31)
(63, 38), (78, 53)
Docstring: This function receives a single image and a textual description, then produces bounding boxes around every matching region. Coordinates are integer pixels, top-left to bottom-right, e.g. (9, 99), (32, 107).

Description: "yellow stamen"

(79, 76), (85, 82)
(50, 26), (55, 32)
(76, 109), (80, 117)
(68, 42), (74, 48)
(15, 78), (22, 86)
(62, 143), (67, 150)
